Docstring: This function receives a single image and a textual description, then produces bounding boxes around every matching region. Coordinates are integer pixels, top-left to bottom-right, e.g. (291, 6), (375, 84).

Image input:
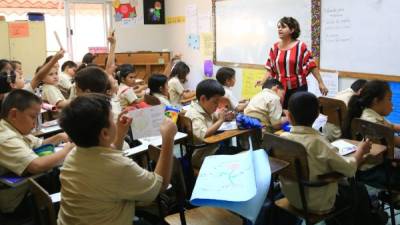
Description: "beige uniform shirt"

(184, 102), (219, 168)
(153, 93), (171, 106)
(42, 84), (66, 106)
(58, 146), (162, 225)
(0, 119), (41, 212)
(358, 108), (391, 170)
(223, 86), (239, 109)
(168, 77), (184, 106)
(244, 88), (282, 133)
(281, 126), (357, 213)
(335, 88), (355, 106)
(58, 73), (73, 90)
(118, 83), (138, 110)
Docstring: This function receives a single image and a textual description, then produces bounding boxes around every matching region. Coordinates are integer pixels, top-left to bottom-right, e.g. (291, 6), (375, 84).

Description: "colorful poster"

(187, 34), (200, 50)
(113, 0), (138, 22)
(241, 69), (266, 99)
(143, 0), (165, 24)
(8, 22), (29, 38)
(200, 32), (213, 57)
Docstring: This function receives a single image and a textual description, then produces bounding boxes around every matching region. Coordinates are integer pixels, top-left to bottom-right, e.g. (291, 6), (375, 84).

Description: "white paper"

(312, 114), (328, 131)
(198, 13), (211, 33)
(185, 4), (198, 35)
(331, 140), (357, 156)
(128, 105), (165, 139)
(50, 192), (61, 203)
(40, 125), (61, 133)
(307, 71), (338, 97)
(218, 121), (238, 131)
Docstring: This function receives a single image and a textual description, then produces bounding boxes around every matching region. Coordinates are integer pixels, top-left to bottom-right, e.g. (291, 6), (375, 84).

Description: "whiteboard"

(215, 0), (312, 66)
(320, 0), (400, 76)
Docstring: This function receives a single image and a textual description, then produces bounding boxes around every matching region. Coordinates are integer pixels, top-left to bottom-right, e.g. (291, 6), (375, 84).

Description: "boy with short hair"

(185, 79), (234, 167)
(0, 89), (73, 214)
(59, 60), (77, 96)
(244, 78), (287, 133)
(57, 93), (177, 225)
(215, 67), (248, 111)
(281, 91), (376, 225)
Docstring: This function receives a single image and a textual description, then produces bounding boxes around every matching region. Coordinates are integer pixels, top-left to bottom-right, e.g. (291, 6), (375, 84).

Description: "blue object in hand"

(236, 113), (263, 129)
(281, 121), (292, 132)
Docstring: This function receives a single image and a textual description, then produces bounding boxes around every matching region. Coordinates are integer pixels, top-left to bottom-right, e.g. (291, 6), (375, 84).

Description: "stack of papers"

(331, 140), (357, 156)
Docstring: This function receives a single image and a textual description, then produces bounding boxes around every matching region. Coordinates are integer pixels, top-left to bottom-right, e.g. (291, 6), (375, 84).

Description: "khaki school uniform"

(58, 72), (73, 90)
(58, 146), (162, 225)
(281, 126), (357, 213)
(118, 83), (138, 110)
(244, 88), (283, 133)
(42, 84), (66, 106)
(0, 119), (41, 212)
(184, 102), (219, 168)
(168, 77), (184, 106)
(223, 86), (239, 110)
(153, 93), (171, 106)
(335, 88), (355, 106)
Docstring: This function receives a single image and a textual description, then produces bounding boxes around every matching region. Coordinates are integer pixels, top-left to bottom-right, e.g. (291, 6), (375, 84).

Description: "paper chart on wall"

(307, 71), (338, 98)
(128, 105), (165, 139)
(241, 69), (265, 99)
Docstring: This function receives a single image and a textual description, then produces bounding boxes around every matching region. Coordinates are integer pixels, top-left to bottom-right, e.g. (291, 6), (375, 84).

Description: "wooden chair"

(318, 96), (347, 129)
(154, 145), (242, 225)
(144, 94), (161, 106)
(263, 133), (352, 225)
(351, 118), (397, 225)
(28, 178), (57, 225)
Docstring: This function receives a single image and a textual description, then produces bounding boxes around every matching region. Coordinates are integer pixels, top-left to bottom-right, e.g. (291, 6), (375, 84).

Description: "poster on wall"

(143, 0), (165, 24)
(113, 0), (140, 25)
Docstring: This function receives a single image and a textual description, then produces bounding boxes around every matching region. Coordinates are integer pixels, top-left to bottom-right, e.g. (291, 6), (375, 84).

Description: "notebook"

(331, 140), (357, 156)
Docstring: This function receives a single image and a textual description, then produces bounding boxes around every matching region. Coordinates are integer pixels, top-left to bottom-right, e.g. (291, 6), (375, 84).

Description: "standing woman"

(257, 17), (328, 108)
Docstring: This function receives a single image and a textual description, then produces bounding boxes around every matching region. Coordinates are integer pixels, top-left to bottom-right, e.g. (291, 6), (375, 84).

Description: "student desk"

(180, 96), (196, 105)
(203, 129), (251, 144)
(123, 132), (188, 157)
(33, 122), (63, 138)
(0, 173), (44, 187)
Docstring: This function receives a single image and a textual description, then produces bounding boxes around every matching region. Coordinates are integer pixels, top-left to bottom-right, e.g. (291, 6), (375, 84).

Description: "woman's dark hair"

(148, 74), (168, 95)
(116, 64), (135, 84)
(82, 53), (96, 64)
(170, 61), (190, 82)
(278, 17), (301, 40)
(342, 80), (391, 138)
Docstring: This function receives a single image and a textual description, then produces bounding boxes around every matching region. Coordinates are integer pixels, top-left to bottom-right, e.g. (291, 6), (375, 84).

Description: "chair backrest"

(351, 118), (394, 159)
(28, 178), (57, 225)
(144, 94), (162, 106)
(177, 115), (194, 145)
(263, 133), (309, 181)
(318, 96), (347, 128)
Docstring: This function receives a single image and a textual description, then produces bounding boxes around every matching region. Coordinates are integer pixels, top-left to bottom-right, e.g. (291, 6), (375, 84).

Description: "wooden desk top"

(203, 129), (250, 144)
(269, 157), (289, 175)
(341, 139), (387, 157)
(180, 95), (196, 105)
(32, 125), (63, 138)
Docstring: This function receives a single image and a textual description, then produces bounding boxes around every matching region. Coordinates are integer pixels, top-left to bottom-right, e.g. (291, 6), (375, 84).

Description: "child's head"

(0, 69), (25, 91)
(216, 67), (236, 87)
(75, 66), (109, 96)
(196, 79), (225, 115)
(263, 78), (285, 100)
(10, 60), (22, 76)
(42, 67), (59, 85)
(287, 92), (319, 126)
(170, 61), (190, 83)
(1, 89), (42, 134)
(350, 79), (367, 95)
(61, 61), (78, 77)
(117, 64), (136, 86)
(82, 53), (96, 64)
(343, 80), (391, 138)
(148, 74), (168, 96)
(59, 93), (114, 148)
(0, 59), (12, 73)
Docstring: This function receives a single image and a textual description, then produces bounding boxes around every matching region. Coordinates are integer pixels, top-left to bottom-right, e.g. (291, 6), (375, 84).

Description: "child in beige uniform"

(216, 67), (248, 112)
(0, 90), (73, 216)
(244, 78), (287, 133)
(57, 93), (177, 225)
(168, 61), (195, 107)
(282, 91), (376, 225)
(148, 74), (172, 106)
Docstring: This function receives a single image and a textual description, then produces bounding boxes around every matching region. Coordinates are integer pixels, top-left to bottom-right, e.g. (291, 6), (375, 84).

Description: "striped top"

(265, 41), (316, 90)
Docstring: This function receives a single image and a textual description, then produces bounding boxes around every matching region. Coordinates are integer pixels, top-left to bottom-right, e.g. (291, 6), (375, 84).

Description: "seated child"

(148, 74), (171, 106)
(41, 66), (69, 109)
(57, 93), (177, 225)
(58, 60), (77, 97)
(216, 67), (248, 112)
(244, 78), (287, 133)
(168, 61), (195, 106)
(343, 80), (400, 189)
(116, 64), (142, 110)
(323, 79), (368, 141)
(185, 79), (236, 168)
(281, 91), (376, 225)
(0, 89), (73, 214)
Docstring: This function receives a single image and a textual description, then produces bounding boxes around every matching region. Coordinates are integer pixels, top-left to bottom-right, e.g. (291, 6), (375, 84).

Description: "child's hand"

(358, 138), (372, 155)
(160, 118), (177, 140)
(255, 79), (264, 87)
(107, 31), (116, 45)
(225, 111), (235, 121)
(56, 132), (69, 143)
(216, 108), (227, 122)
(63, 142), (75, 153)
(116, 110), (133, 136)
(54, 49), (65, 61)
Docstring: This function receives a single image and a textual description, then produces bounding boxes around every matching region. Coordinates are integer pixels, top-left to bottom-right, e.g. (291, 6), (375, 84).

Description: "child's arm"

(105, 32), (116, 75)
(154, 118), (177, 191)
(42, 132), (69, 145)
(31, 49), (64, 90)
(25, 142), (75, 174)
(113, 110), (133, 150)
(255, 70), (272, 87)
(181, 90), (196, 99)
(352, 139), (372, 166)
(55, 100), (70, 109)
(204, 109), (226, 138)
